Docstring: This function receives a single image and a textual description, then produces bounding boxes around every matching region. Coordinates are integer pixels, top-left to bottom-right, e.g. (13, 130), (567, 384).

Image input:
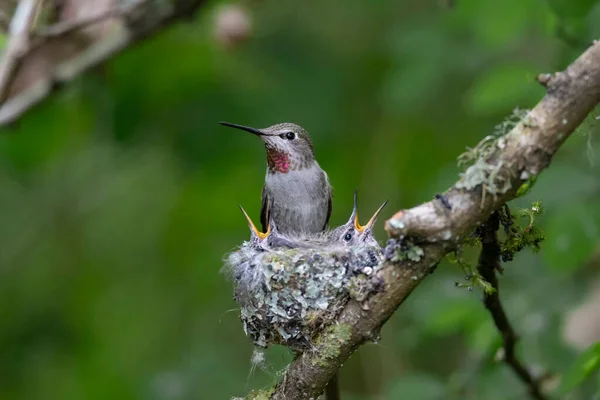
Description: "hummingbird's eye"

(285, 132), (295, 140)
(344, 232), (353, 242)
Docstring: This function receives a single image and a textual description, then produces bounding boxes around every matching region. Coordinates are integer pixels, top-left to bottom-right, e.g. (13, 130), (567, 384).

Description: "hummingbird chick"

(238, 190), (387, 251)
(238, 204), (309, 250)
(220, 121), (332, 235)
(331, 190), (388, 247)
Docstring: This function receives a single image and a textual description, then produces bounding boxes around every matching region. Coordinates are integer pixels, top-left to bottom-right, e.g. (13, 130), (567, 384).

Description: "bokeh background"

(1, 0), (600, 399)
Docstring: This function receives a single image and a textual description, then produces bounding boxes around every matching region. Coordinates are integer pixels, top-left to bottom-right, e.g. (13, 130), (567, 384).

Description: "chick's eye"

(344, 232), (353, 242)
(285, 132), (295, 140)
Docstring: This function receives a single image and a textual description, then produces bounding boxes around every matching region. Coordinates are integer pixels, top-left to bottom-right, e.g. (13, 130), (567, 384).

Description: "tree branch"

(34, 7), (124, 40)
(476, 212), (547, 400)
(259, 41), (600, 399)
(0, 0), (210, 127)
(0, 0), (42, 103)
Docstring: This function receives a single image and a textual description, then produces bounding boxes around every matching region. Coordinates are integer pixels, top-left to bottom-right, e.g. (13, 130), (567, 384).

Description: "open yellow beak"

(239, 205), (270, 239)
(354, 200), (388, 233)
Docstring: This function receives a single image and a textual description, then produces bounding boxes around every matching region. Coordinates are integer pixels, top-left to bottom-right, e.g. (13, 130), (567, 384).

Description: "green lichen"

(406, 245), (425, 262)
(457, 135), (498, 168)
(387, 218), (406, 231)
(389, 241), (424, 263)
(456, 157), (511, 204)
(499, 201), (545, 262)
(312, 323), (352, 367)
(348, 275), (371, 302)
(448, 201), (545, 294)
(457, 107), (531, 168)
(244, 386), (275, 400)
(493, 107), (532, 135)
(461, 232), (481, 247)
(447, 250), (496, 295)
(456, 108), (533, 204)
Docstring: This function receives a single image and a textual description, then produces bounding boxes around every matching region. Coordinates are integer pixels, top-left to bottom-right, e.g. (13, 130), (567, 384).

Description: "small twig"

(34, 7), (125, 40)
(0, 0), (42, 104)
(28, 1), (143, 51)
(476, 212), (547, 400)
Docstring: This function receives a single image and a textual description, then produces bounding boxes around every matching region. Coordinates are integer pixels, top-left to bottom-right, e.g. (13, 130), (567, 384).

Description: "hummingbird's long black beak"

(220, 122), (265, 136)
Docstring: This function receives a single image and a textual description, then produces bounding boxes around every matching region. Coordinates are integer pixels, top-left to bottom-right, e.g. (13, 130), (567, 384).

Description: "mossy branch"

(476, 212), (547, 400)
(257, 42), (600, 399)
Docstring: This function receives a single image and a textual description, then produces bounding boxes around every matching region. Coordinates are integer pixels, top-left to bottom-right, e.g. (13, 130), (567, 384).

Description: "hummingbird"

(238, 204), (305, 250)
(331, 191), (388, 247)
(220, 122), (332, 236)
(238, 191), (387, 251)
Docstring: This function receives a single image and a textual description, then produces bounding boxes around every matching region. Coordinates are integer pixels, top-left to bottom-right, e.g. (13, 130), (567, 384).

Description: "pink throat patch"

(270, 152), (291, 173)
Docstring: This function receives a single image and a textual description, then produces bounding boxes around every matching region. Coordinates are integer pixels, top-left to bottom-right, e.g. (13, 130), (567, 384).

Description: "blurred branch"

(34, 6), (125, 40)
(0, 0), (42, 103)
(255, 42), (600, 399)
(0, 0), (209, 127)
(476, 212), (547, 400)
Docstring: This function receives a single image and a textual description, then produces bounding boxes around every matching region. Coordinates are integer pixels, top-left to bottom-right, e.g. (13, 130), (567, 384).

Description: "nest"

(223, 241), (383, 350)
(222, 193), (388, 351)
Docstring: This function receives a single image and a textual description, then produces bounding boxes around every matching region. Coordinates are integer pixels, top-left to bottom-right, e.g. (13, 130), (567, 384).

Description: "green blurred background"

(1, 0), (600, 398)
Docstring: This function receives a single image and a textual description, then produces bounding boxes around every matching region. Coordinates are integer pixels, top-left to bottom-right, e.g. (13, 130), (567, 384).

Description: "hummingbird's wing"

(322, 194), (332, 231)
(260, 185), (270, 234)
(322, 181), (332, 231)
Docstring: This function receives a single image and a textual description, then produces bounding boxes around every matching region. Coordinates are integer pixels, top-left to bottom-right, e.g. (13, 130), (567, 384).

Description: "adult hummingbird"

(220, 122), (332, 235)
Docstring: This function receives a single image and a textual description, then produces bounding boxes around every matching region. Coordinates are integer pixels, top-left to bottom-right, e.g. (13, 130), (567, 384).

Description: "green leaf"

(542, 203), (599, 271)
(558, 342), (600, 394)
(464, 65), (544, 116)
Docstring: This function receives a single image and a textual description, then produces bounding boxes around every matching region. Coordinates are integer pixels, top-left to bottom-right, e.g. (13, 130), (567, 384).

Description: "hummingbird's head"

(220, 122), (316, 173)
(332, 190), (388, 246)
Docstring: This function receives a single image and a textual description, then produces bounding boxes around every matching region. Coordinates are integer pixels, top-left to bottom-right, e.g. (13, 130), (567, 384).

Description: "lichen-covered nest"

(222, 194), (388, 351)
(224, 242), (383, 350)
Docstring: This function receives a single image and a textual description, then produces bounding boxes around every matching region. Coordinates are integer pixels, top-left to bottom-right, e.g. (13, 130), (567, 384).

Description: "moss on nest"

(223, 242), (383, 350)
